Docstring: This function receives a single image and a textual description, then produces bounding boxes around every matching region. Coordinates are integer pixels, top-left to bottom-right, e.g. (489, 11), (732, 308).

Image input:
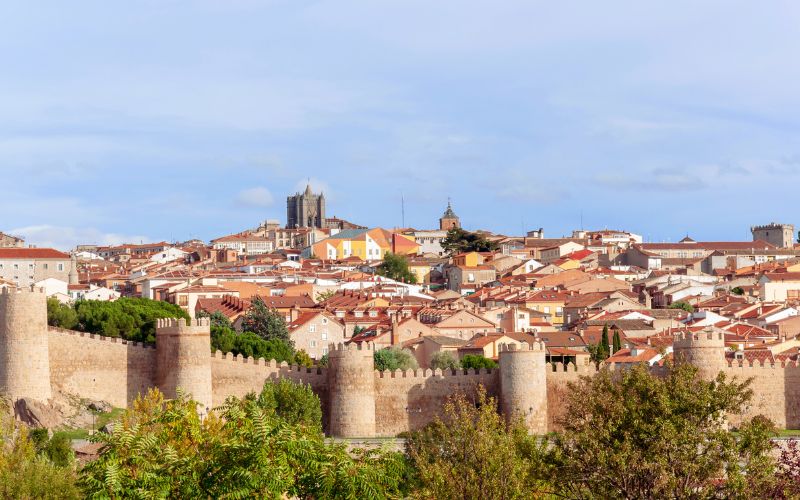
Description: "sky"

(2, 1), (800, 250)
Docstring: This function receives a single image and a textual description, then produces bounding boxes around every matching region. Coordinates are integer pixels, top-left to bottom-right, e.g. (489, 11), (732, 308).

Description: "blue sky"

(2, 1), (800, 249)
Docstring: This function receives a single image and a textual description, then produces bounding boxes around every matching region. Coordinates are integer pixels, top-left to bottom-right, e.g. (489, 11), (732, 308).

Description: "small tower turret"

(0, 286), (52, 402)
(327, 342), (376, 438)
(673, 327), (726, 381)
(439, 199), (461, 231)
(498, 341), (547, 434)
(155, 318), (213, 413)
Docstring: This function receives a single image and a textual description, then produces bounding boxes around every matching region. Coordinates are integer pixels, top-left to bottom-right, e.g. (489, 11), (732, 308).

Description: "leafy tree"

(197, 310), (233, 329)
(731, 286), (745, 295)
(292, 349), (314, 367)
(429, 351), (460, 370)
(669, 300), (695, 313)
(80, 386), (408, 498)
(612, 329), (622, 354)
(374, 346), (419, 371)
(541, 363), (778, 498)
(210, 325), (295, 363)
(71, 297), (189, 343)
(0, 403), (79, 498)
(46, 297), (78, 330)
(314, 289), (336, 303)
(588, 325), (611, 362)
(241, 297), (293, 346)
(460, 354), (497, 370)
(406, 386), (548, 499)
(376, 252), (417, 283)
(318, 353), (329, 367)
(441, 227), (499, 255)
(248, 379), (322, 430)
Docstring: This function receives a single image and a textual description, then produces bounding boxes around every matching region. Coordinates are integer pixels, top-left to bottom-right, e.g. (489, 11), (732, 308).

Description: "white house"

(150, 247), (189, 264)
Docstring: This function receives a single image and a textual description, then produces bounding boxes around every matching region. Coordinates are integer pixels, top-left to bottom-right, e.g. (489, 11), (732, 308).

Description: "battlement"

(155, 318), (210, 330)
(329, 342), (374, 353)
(673, 328), (724, 347)
(0, 285), (46, 297)
(725, 358), (800, 369)
(48, 327), (156, 350)
(499, 341), (545, 353)
(377, 367), (495, 379)
(751, 222), (793, 231)
(547, 361), (600, 374)
(209, 349), (326, 374)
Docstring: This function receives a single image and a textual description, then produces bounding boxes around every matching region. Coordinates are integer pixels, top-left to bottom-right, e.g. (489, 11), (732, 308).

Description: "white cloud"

(235, 187), (274, 207)
(10, 225), (152, 251)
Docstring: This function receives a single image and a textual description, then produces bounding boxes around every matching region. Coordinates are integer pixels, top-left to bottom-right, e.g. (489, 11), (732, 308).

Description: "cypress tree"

(600, 324), (610, 360)
(612, 329), (622, 354)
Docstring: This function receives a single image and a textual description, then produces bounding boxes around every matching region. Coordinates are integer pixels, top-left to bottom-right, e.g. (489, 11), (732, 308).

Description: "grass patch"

(776, 429), (800, 437)
(55, 407), (126, 442)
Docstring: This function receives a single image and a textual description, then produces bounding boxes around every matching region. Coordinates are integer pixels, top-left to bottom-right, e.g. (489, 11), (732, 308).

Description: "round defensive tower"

(155, 318), (213, 413)
(327, 342), (376, 438)
(499, 341), (547, 435)
(0, 286), (52, 402)
(673, 327), (726, 381)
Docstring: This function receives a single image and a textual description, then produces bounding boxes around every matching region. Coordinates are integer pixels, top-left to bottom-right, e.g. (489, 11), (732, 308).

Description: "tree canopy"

(374, 346), (419, 371)
(460, 354), (497, 369)
(47, 297), (190, 343)
(376, 252), (417, 284)
(441, 227), (499, 255)
(540, 363), (778, 498)
(240, 297), (293, 346)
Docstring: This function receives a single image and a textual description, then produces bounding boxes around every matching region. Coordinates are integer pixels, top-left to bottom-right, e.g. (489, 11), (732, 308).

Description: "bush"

(46, 298), (79, 330)
(430, 351), (460, 370)
(374, 346), (419, 371)
(69, 297), (190, 343)
(460, 354), (497, 370)
(210, 325), (294, 363)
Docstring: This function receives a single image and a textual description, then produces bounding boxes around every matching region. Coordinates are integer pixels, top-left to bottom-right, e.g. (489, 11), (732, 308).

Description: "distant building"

(439, 201), (460, 231)
(0, 248), (72, 288)
(751, 222), (795, 249)
(0, 232), (24, 248)
(287, 184), (326, 229)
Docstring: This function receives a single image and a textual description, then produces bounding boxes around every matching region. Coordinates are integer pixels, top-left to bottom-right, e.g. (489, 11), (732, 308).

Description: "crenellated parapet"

(155, 316), (212, 412)
(328, 342), (376, 438)
(0, 286), (52, 402)
(499, 340), (548, 434)
(673, 327), (726, 381)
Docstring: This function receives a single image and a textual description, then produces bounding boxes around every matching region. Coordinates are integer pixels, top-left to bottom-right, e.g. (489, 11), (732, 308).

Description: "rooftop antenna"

(401, 192), (405, 228)
(580, 209), (584, 231)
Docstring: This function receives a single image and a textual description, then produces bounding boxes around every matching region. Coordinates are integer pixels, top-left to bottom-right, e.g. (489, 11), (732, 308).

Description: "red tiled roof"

(0, 248), (69, 259)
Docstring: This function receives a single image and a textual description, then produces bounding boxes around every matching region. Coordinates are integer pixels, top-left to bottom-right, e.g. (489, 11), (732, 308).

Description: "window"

(322, 318), (328, 324)
(321, 332), (328, 340)
(57, 263), (64, 272)
(468, 273), (475, 282)
(29, 264), (34, 269)
(309, 324), (316, 333)
(43, 263), (48, 270)
(178, 295), (188, 306)
(556, 307), (563, 317)
(322, 347), (329, 355)
(544, 306), (551, 314)
(310, 340), (317, 348)
(518, 313), (525, 319)
(13, 264), (18, 270)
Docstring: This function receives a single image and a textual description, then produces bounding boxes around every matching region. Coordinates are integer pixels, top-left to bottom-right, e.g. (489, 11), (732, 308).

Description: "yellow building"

(521, 290), (570, 326)
(311, 228), (419, 261)
(452, 251), (483, 267)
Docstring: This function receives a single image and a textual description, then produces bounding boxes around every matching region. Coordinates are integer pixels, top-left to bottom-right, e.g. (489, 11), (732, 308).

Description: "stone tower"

(0, 286), (52, 402)
(499, 341), (547, 434)
(751, 222), (795, 249)
(327, 342), (376, 438)
(439, 200), (460, 231)
(673, 327), (726, 381)
(286, 183), (326, 229)
(155, 318), (213, 413)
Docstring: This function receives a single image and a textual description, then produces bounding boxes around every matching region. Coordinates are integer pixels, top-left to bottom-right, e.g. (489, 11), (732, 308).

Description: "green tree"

(731, 286), (745, 295)
(429, 351), (460, 370)
(460, 354), (497, 370)
(197, 310), (233, 329)
(210, 324), (296, 363)
(406, 386), (548, 499)
(46, 297), (79, 330)
(669, 300), (695, 313)
(441, 227), (499, 255)
(541, 363), (777, 498)
(72, 297), (190, 343)
(588, 325), (611, 362)
(374, 346), (419, 371)
(612, 329), (622, 354)
(376, 252), (417, 283)
(80, 386), (407, 498)
(248, 379), (322, 430)
(292, 349), (314, 367)
(241, 297), (293, 346)
(314, 289), (336, 303)
(0, 404), (79, 498)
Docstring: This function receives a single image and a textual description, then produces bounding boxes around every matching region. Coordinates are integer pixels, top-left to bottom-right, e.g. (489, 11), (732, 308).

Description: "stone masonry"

(0, 289), (798, 436)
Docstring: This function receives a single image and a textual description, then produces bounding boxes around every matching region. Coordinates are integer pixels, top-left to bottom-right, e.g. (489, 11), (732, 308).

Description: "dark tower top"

(287, 184), (326, 229)
(439, 200), (461, 230)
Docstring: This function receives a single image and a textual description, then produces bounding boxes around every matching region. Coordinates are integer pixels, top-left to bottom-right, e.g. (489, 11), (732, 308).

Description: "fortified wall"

(2, 287), (799, 436)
